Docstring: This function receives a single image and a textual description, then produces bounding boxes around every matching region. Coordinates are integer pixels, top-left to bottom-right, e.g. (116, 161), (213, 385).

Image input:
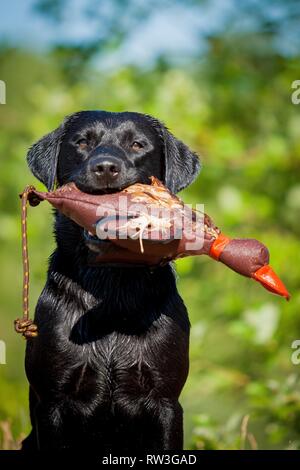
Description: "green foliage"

(0, 6), (300, 448)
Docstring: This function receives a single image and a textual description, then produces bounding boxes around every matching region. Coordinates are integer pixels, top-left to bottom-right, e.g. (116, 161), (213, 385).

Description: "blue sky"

(0, 0), (297, 66)
(0, 0), (233, 67)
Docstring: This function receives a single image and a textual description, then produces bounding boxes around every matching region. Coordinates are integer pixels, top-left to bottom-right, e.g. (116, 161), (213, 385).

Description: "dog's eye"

(131, 141), (143, 151)
(76, 138), (89, 150)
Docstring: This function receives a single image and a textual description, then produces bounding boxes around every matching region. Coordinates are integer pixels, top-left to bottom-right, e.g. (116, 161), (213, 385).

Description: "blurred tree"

(32, 0), (300, 82)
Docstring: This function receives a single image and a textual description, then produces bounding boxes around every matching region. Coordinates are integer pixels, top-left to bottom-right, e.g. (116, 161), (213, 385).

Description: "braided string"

(14, 186), (38, 339)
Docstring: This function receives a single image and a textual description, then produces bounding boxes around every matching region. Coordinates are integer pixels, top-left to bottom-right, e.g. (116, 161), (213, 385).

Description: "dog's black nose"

(90, 157), (121, 179)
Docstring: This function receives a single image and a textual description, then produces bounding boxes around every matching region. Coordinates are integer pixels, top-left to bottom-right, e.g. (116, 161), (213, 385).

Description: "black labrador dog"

(22, 110), (200, 452)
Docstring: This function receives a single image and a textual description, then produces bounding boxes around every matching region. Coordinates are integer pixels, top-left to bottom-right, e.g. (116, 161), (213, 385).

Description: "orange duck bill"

(252, 265), (290, 300)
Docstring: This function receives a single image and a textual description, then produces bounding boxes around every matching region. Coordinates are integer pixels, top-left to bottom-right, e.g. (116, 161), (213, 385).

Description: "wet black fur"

(22, 111), (200, 451)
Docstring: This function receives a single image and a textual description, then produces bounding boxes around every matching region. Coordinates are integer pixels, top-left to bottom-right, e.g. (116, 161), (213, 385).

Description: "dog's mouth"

(77, 186), (123, 195)
(83, 229), (112, 253)
(79, 184), (128, 254)
(75, 179), (139, 196)
(87, 187), (122, 195)
(80, 179), (150, 254)
(84, 230), (100, 243)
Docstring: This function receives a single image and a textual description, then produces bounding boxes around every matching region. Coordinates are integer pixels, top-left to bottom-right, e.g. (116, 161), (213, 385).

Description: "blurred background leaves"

(0, 0), (300, 449)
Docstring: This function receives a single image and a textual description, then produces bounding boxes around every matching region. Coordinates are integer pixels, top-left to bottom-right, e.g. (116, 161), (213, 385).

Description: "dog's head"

(27, 110), (200, 195)
(27, 111), (201, 256)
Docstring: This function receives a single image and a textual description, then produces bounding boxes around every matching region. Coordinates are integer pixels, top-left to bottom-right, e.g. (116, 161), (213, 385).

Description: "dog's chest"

(65, 330), (163, 405)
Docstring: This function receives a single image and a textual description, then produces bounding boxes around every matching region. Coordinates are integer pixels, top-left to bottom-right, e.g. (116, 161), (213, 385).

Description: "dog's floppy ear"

(163, 128), (201, 193)
(26, 115), (72, 190)
(147, 116), (201, 193)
